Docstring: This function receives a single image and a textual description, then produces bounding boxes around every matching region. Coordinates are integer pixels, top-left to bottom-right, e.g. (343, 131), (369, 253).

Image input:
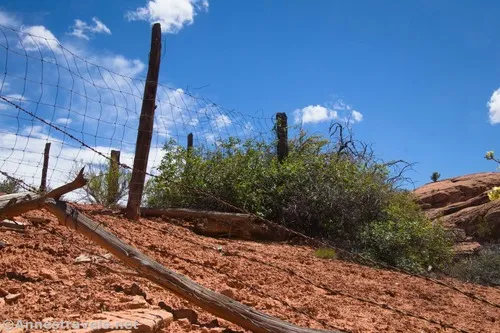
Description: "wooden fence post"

(107, 150), (120, 206)
(187, 133), (193, 151)
(276, 113), (288, 163)
(40, 142), (51, 192)
(126, 23), (162, 220)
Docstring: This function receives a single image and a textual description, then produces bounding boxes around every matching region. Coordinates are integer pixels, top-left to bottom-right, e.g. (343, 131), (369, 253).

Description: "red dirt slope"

(1, 205), (500, 333)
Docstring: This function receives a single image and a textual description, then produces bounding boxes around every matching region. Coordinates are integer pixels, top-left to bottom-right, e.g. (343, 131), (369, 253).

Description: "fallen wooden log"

(0, 168), (86, 219)
(136, 208), (292, 241)
(50, 201), (341, 333)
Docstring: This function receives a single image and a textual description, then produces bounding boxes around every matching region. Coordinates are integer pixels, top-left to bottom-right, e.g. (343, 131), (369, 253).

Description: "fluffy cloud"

(0, 10), (20, 28)
(488, 88), (500, 124)
(126, 0), (208, 33)
(19, 25), (61, 53)
(351, 110), (363, 122)
(212, 114), (232, 129)
(69, 17), (111, 40)
(294, 99), (363, 125)
(0, 127), (165, 201)
(294, 105), (337, 124)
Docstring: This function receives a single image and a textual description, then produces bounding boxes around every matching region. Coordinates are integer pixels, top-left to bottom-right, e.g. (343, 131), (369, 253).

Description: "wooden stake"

(40, 142), (51, 192)
(276, 113), (288, 163)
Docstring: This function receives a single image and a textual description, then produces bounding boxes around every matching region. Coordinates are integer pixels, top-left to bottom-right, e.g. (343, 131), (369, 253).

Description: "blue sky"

(1, 0), (500, 189)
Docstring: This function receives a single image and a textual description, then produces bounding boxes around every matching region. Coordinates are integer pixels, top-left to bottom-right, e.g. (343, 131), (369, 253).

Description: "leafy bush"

(446, 249), (500, 286)
(314, 248), (337, 260)
(361, 192), (452, 272)
(430, 172), (440, 182)
(146, 130), (452, 272)
(78, 160), (131, 207)
(0, 178), (21, 194)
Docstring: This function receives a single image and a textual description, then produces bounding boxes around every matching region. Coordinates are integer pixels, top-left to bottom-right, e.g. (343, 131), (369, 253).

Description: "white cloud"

(294, 99), (363, 125)
(294, 105), (337, 124)
(69, 17), (111, 40)
(19, 25), (61, 53)
(212, 114), (232, 129)
(126, 0), (208, 34)
(0, 94), (24, 110)
(0, 126), (166, 202)
(55, 118), (73, 125)
(0, 10), (20, 28)
(98, 55), (145, 78)
(351, 110), (363, 123)
(488, 88), (500, 124)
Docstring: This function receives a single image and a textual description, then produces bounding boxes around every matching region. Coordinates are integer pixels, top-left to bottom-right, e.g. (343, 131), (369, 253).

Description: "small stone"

(74, 254), (92, 264)
(0, 298), (5, 308)
(124, 295), (149, 309)
(220, 288), (235, 299)
(172, 308), (198, 323)
(209, 328), (225, 333)
(5, 293), (22, 304)
(177, 318), (191, 329)
(8, 287), (20, 294)
(0, 241), (7, 249)
(128, 282), (146, 297)
(40, 269), (58, 281)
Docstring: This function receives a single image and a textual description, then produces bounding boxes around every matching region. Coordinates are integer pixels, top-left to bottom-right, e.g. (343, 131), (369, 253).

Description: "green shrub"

(147, 135), (391, 240)
(446, 249), (500, 286)
(77, 160), (131, 207)
(361, 192), (453, 272)
(146, 131), (452, 272)
(430, 172), (440, 182)
(314, 248), (337, 260)
(0, 178), (20, 194)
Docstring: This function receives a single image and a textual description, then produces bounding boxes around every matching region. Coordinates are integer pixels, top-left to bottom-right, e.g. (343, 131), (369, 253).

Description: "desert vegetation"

(145, 124), (453, 273)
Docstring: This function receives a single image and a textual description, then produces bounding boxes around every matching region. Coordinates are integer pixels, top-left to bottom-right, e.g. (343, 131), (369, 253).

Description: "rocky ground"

(1, 205), (500, 333)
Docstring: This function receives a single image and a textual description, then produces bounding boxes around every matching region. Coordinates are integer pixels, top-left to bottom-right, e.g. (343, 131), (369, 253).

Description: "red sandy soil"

(1, 204), (500, 333)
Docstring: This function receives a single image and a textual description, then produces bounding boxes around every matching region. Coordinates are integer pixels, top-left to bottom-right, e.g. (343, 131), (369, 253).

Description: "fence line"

(0, 22), (498, 332)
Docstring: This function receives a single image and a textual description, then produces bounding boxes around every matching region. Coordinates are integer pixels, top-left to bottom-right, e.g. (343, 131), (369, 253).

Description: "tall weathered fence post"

(126, 23), (162, 220)
(107, 150), (120, 206)
(276, 113), (288, 163)
(40, 142), (51, 192)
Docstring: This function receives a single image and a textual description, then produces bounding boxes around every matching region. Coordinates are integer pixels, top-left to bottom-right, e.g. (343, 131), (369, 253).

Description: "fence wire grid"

(0, 24), (275, 200)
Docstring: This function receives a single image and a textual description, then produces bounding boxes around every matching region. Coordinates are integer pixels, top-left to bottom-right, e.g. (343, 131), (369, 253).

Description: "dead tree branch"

(0, 168), (86, 219)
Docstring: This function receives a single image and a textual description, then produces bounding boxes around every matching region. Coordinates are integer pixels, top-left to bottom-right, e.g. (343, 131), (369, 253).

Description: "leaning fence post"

(40, 142), (51, 192)
(276, 113), (288, 163)
(126, 23), (162, 220)
(107, 150), (120, 206)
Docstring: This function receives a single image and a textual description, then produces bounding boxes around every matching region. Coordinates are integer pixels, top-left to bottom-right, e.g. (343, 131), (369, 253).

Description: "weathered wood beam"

(132, 207), (292, 241)
(0, 168), (86, 219)
(47, 200), (342, 333)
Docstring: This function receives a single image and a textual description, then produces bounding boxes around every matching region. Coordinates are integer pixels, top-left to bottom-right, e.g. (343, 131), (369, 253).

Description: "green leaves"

(147, 132), (451, 272)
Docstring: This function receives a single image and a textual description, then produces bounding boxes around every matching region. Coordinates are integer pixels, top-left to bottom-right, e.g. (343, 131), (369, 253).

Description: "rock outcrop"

(414, 172), (500, 254)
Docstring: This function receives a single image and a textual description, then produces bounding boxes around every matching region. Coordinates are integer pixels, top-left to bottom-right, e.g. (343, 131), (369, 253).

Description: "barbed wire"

(2, 56), (500, 312)
(0, 22), (498, 333)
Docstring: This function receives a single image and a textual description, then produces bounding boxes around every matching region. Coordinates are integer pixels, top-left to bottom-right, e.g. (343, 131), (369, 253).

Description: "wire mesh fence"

(0, 24), (276, 203)
(2, 23), (500, 333)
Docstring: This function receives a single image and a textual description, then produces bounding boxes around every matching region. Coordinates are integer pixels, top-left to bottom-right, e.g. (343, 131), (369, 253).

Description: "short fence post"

(187, 133), (193, 151)
(40, 142), (51, 192)
(126, 23), (162, 220)
(107, 150), (120, 206)
(276, 113), (288, 163)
